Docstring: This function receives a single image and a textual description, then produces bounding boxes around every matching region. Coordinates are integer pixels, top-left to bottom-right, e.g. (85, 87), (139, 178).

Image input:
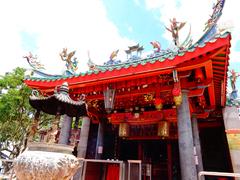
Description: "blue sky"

(102, 0), (166, 51)
(0, 0), (239, 91)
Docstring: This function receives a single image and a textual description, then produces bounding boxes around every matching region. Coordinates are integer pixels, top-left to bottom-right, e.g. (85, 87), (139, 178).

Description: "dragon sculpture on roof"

(227, 70), (240, 106)
(197, 0), (225, 44)
(166, 18), (186, 47)
(23, 52), (45, 70)
(23, 0), (227, 80)
(59, 48), (78, 75)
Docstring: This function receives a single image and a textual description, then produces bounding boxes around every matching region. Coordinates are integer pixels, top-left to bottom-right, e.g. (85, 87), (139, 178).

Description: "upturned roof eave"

(24, 33), (231, 91)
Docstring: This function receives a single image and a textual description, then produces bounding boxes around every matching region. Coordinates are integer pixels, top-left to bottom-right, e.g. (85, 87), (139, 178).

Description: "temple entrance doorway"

(119, 139), (181, 180)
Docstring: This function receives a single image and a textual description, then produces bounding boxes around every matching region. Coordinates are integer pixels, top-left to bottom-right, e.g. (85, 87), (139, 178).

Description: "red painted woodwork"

(188, 89), (205, 97)
(109, 109), (177, 125)
(24, 34), (231, 124)
(24, 34), (231, 92)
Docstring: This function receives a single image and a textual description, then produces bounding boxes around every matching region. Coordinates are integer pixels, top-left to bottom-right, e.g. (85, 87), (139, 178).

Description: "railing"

(199, 171), (240, 180)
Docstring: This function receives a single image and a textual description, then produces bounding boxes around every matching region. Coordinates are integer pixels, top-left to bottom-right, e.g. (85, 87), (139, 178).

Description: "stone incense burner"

(13, 142), (82, 180)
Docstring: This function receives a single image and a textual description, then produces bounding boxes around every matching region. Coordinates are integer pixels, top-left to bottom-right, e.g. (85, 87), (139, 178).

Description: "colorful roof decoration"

(165, 18), (186, 47)
(226, 70), (240, 106)
(24, 0), (230, 111)
(24, 0), (226, 81)
(23, 52), (45, 70)
(59, 48), (78, 75)
(25, 32), (231, 82)
(197, 0), (225, 44)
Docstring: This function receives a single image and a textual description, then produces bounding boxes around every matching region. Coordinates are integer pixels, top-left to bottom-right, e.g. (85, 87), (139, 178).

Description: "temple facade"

(23, 0), (240, 179)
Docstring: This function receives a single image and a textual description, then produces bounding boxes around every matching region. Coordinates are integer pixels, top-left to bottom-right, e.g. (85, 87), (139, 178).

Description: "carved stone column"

(77, 116), (91, 158)
(74, 116), (91, 180)
(177, 90), (198, 180)
(58, 115), (73, 145)
(95, 121), (104, 159)
(192, 116), (204, 178)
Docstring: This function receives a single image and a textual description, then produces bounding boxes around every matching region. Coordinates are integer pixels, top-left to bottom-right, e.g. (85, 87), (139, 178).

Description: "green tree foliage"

(0, 68), (53, 161)
(0, 68), (32, 159)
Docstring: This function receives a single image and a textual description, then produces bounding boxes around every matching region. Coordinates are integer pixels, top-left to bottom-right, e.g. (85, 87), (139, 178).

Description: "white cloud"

(145, 0), (240, 63)
(145, 0), (214, 44)
(0, 0), (239, 76)
(0, 0), (134, 75)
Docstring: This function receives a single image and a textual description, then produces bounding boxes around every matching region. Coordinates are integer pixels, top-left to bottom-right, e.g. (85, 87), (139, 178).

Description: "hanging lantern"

(157, 121), (169, 138)
(103, 86), (116, 113)
(155, 98), (163, 111)
(119, 123), (129, 138)
(172, 82), (182, 106)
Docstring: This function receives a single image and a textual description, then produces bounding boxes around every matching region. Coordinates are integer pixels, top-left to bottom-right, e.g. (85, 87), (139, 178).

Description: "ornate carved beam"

(109, 109), (177, 125)
(85, 78), (213, 100)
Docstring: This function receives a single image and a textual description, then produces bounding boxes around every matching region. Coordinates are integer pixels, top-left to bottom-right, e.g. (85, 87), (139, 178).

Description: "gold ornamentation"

(110, 49), (119, 60)
(155, 98), (163, 111)
(119, 123), (129, 138)
(157, 121), (169, 138)
(144, 93), (154, 102)
(173, 95), (182, 106)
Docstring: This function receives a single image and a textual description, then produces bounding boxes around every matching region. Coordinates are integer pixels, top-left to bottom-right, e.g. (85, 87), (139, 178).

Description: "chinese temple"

(23, 0), (240, 179)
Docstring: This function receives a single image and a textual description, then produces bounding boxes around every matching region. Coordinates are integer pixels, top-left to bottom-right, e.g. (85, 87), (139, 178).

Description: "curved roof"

(24, 32), (231, 90)
(29, 82), (87, 117)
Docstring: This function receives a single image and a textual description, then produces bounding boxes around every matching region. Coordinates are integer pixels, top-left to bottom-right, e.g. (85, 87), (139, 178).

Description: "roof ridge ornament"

(197, 0), (225, 44)
(166, 18), (186, 47)
(227, 69), (240, 106)
(104, 49), (121, 66)
(59, 48), (78, 76)
(125, 44), (144, 61)
(23, 52), (45, 70)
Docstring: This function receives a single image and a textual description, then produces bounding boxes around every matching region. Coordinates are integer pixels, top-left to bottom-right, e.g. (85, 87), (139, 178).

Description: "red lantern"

(155, 98), (163, 110)
(172, 82), (182, 106)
